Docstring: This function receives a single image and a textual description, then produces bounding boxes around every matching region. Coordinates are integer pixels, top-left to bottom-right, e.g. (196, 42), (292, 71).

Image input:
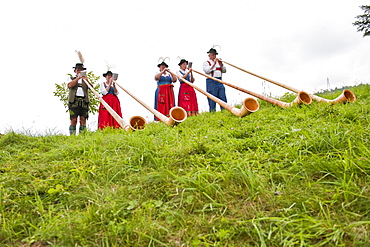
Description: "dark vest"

(68, 76), (90, 103)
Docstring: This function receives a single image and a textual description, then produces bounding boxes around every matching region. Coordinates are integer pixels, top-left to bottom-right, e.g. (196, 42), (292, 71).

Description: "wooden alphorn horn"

(173, 73), (259, 117)
(82, 79), (145, 131)
(115, 82), (187, 126)
(220, 60), (356, 104)
(191, 69), (312, 108)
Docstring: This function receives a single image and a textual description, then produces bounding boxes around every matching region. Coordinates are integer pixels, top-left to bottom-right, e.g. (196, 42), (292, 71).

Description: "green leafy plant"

(53, 71), (101, 115)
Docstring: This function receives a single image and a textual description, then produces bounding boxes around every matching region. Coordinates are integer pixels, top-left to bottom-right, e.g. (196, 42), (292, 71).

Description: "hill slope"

(1, 84), (369, 246)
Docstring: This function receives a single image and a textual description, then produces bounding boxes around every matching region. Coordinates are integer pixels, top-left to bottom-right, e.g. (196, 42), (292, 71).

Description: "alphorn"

(220, 60), (356, 104)
(82, 79), (146, 131)
(115, 82), (187, 126)
(172, 73), (259, 117)
(192, 69), (312, 108)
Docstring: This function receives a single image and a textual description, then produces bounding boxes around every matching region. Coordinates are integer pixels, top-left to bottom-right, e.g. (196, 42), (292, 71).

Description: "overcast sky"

(0, 0), (369, 135)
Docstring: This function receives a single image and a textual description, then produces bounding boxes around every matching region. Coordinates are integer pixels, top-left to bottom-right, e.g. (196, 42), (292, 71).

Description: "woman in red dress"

(154, 61), (176, 121)
(176, 59), (199, 116)
(98, 71), (122, 129)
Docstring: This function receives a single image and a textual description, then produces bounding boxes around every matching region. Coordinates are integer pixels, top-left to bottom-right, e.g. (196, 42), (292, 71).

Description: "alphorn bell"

(115, 82), (187, 126)
(220, 60), (356, 104)
(82, 78), (146, 131)
(191, 69), (312, 108)
(172, 73), (259, 117)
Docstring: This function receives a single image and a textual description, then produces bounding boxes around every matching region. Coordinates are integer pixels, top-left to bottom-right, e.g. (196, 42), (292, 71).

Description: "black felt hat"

(157, 61), (169, 68)
(178, 59), (188, 66)
(103, 71), (113, 77)
(207, 48), (218, 55)
(73, 63), (86, 70)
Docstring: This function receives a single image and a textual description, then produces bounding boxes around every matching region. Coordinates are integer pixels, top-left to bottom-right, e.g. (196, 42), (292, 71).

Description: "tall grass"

(0, 84), (369, 246)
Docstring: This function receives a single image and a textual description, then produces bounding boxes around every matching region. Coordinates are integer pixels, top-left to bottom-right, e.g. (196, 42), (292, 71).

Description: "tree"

(53, 71), (101, 115)
(353, 5), (370, 37)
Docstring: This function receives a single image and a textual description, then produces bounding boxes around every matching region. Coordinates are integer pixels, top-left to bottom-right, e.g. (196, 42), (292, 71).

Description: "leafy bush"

(53, 71), (101, 115)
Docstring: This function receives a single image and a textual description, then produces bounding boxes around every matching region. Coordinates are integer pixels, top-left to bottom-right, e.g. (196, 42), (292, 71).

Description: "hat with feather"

(73, 50), (86, 70)
(103, 71), (113, 77)
(207, 44), (221, 55)
(157, 57), (170, 68)
(207, 48), (218, 55)
(103, 61), (115, 77)
(178, 59), (188, 66)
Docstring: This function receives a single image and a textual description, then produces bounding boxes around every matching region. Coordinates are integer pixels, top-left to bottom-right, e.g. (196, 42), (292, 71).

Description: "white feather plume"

(158, 57), (170, 64)
(75, 50), (85, 64)
(212, 44), (222, 51)
(105, 60), (116, 71)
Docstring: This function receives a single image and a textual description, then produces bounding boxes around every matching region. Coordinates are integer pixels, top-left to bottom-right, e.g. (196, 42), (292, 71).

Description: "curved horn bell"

(129, 116), (147, 130)
(115, 82), (187, 126)
(220, 60), (356, 104)
(230, 97), (260, 117)
(310, 89), (356, 104)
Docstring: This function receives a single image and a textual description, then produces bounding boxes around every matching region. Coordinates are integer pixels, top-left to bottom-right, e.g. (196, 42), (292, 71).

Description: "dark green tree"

(353, 5), (370, 37)
(53, 71), (101, 115)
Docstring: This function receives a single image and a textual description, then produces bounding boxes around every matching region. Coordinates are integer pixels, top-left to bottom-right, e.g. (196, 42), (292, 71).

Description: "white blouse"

(99, 82), (119, 96)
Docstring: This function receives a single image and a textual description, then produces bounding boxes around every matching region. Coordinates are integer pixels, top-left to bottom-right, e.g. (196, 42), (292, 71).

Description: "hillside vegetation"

(1, 84), (369, 246)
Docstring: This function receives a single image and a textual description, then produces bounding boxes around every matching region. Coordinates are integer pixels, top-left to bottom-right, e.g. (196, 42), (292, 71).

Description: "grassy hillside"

(1, 84), (369, 246)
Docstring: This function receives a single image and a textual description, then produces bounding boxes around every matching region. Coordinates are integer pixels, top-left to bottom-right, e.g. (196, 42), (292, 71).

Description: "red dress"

(98, 85), (122, 129)
(177, 71), (199, 116)
(154, 74), (175, 121)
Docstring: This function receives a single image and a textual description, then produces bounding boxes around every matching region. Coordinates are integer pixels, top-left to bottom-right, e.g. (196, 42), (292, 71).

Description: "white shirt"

(100, 82), (119, 96)
(202, 60), (226, 78)
(76, 78), (85, 97)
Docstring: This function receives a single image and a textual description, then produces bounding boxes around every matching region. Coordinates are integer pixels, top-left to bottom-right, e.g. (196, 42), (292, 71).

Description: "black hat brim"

(178, 60), (188, 66)
(103, 72), (113, 77)
(157, 62), (169, 68)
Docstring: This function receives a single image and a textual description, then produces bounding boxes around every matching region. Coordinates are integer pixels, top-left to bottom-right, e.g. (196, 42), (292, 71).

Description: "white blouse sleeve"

(100, 82), (108, 95)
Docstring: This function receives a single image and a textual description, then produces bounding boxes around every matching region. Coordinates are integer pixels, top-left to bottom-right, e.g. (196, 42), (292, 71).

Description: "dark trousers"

(206, 78), (227, 112)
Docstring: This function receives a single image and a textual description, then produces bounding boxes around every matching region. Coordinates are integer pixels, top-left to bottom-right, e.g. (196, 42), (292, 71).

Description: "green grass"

(1, 84), (369, 246)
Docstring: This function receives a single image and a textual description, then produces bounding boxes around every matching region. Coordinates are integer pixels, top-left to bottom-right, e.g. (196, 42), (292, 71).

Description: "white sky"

(0, 0), (369, 135)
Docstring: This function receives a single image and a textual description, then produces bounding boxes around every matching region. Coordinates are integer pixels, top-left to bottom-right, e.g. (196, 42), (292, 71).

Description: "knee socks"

(79, 126), (86, 132)
(69, 125), (76, 135)
(69, 125), (87, 135)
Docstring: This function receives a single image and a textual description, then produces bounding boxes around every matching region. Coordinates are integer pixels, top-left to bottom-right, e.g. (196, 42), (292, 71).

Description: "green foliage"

(353, 5), (370, 37)
(53, 71), (101, 114)
(1, 84), (370, 246)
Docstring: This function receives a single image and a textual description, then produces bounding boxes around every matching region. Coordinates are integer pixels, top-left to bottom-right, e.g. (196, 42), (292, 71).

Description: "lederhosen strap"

(207, 61), (222, 77)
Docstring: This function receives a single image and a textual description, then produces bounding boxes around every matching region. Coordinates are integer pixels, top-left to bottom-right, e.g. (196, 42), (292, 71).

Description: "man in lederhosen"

(202, 48), (227, 112)
(67, 63), (91, 135)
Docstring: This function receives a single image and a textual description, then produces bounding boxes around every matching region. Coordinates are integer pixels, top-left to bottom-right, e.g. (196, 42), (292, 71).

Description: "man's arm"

(67, 76), (80, 88)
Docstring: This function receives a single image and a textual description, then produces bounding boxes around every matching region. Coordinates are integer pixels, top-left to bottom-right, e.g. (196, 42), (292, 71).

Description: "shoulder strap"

(207, 61), (214, 76)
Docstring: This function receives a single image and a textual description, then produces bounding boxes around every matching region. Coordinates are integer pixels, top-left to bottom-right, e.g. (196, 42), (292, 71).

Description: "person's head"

(207, 48), (218, 60)
(103, 71), (113, 79)
(157, 61), (169, 71)
(73, 63), (86, 74)
(178, 59), (188, 70)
